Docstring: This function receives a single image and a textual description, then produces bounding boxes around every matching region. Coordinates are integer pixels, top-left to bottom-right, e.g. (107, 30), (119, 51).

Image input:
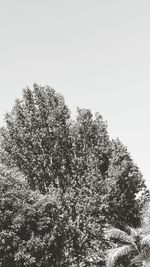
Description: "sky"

(0, 0), (150, 187)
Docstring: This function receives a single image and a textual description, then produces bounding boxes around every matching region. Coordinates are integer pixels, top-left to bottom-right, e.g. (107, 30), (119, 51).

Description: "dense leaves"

(106, 226), (150, 267)
(0, 85), (148, 266)
(0, 172), (66, 267)
(106, 139), (148, 228)
(1, 84), (71, 192)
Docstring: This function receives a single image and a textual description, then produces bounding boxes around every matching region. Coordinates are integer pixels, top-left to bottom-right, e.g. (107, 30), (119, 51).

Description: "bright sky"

(0, 0), (150, 187)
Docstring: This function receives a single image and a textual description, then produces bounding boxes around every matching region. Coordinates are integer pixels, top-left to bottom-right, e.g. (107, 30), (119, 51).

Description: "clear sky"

(0, 0), (150, 187)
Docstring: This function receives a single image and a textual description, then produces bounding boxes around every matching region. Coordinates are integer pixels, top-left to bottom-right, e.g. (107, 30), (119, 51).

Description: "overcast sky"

(0, 0), (150, 187)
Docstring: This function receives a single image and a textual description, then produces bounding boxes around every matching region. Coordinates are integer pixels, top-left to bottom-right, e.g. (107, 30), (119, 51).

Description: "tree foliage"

(106, 225), (150, 267)
(106, 139), (148, 228)
(0, 172), (66, 267)
(0, 85), (148, 266)
(1, 84), (71, 192)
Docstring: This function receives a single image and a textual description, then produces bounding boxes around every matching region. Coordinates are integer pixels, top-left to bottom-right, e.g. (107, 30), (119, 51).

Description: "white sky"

(0, 0), (150, 187)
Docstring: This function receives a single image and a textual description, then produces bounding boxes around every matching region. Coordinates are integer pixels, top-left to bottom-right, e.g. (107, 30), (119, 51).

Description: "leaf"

(106, 245), (133, 267)
(106, 228), (135, 245)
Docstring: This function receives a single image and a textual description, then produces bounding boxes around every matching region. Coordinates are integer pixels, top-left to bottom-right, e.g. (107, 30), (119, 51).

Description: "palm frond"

(141, 235), (150, 247)
(124, 224), (140, 239)
(106, 228), (135, 245)
(141, 235), (150, 261)
(106, 245), (132, 267)
(130, 254), (142, 266)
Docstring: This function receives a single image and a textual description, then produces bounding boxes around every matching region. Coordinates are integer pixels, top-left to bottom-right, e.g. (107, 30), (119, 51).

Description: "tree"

(70, 108), (110, 180)
(62, 109), (111, 266)
(0, 169), (28, 267)
(0, 84), (71, 193)
(106, 226), (150, 267)
(0, 171), (67, 267)
(106, 139), (148, 228)
(0, 84), (148, 266)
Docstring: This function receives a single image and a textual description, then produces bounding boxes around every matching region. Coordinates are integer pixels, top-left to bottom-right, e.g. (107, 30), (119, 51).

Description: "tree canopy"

(0, 84), (148, 266)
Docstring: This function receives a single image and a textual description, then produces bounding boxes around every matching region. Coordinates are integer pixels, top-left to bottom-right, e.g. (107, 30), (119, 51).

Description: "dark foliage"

(0, 172), (66, 267)
(0, 85), (148, 266)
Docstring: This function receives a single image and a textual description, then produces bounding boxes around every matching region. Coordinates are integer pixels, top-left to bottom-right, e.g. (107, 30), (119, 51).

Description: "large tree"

(62, 109), (111, 266)
(106, 139), (148, 228)
(0, 84), (148, 266)
(0, 170), (66, 267)
(1, 84), (71, 192)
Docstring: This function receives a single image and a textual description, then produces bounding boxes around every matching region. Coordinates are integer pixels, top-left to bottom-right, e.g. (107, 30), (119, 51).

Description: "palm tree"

(105, 225), (150, 267)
